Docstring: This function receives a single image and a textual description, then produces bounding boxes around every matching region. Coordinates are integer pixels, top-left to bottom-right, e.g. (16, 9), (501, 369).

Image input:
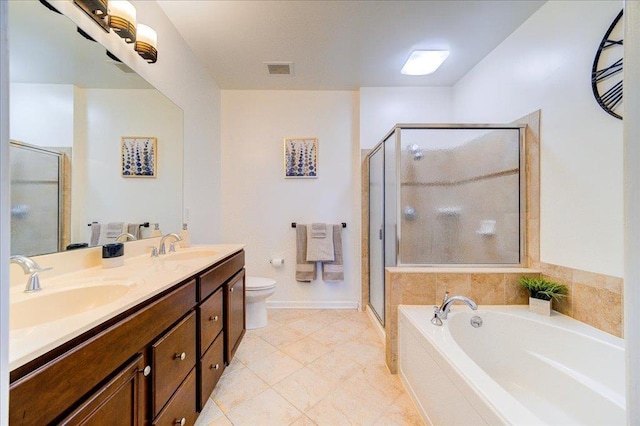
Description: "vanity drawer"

(199, 287), (224, 351)
(152, 312), (196, 417)
(152, 368), (197, 426)
(199, 251), (245, 301)
(198, 332), (225, 410)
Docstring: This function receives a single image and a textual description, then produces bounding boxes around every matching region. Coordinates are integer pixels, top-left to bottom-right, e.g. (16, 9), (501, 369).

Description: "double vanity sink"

(9, 243), (246, 425)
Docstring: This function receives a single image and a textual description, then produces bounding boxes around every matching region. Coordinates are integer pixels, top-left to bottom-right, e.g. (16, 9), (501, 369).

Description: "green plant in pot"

(518, 277), (568, 315)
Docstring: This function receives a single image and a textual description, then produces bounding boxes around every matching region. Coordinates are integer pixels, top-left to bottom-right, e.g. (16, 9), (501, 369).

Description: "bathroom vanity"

(8, 244), (245, 425)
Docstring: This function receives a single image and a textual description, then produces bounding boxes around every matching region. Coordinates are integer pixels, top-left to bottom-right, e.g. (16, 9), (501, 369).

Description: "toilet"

(245, 276), (277, 329)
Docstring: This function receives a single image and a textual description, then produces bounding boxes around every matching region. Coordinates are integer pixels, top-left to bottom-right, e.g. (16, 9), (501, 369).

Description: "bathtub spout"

(431, 293), (478, 325)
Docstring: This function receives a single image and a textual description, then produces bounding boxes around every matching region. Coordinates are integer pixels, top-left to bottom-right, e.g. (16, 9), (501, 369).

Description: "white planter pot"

(529, 297), (551, 315)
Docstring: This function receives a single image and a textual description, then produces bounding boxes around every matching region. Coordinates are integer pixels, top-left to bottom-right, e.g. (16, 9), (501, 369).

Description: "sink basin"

(10, 282), (134, 331)
(163, 248), (217, 262)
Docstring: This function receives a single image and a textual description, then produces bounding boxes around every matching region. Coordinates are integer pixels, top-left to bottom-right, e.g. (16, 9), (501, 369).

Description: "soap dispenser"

(179, 223), (191, 248)
(151, 223), (161, 237)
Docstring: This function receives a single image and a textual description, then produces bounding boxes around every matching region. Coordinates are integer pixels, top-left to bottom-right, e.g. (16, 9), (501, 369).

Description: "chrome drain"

(470, 316), (483, 328)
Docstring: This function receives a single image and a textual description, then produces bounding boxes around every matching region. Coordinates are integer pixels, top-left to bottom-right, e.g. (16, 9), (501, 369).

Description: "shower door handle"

(379, 228), (383, 240)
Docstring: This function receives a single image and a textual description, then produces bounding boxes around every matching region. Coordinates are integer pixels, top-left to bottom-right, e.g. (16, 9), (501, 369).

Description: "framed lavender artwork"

(284, 137), (318, 178)
(121, 137), (157, 178)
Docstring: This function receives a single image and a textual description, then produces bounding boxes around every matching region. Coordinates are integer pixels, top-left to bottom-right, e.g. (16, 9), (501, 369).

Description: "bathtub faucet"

(431, 292), (478, 326)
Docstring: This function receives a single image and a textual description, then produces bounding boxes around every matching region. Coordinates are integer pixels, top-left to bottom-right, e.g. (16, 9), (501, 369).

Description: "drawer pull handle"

(209, 315), (219, 322)
(174, 352), (186, 361)
(210, 363), (220, 370)
(138, 365), (151, 376)
(175, 418), (186, 426)
(230, 287), (234, 293)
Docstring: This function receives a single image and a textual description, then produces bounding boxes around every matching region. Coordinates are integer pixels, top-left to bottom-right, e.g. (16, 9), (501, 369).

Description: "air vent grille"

(265, 62), (293, 75)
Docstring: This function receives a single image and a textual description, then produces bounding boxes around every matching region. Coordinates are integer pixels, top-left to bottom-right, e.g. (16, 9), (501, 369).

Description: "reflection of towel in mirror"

(306, 223), (334, 262)
(104, 222), (125, 243)
(296, 225), (316, 282)
(89, 222), (101, 247)
(322, 225), (344, 281)
(127, 223), (141, 239)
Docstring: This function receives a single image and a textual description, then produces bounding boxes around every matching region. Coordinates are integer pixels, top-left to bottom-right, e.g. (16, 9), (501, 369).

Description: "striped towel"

(322, 224), (344, 281)
(296, 225), (316, 282)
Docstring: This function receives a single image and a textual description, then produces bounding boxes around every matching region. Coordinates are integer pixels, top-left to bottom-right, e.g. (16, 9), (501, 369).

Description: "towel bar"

(291, 222), (346, 228)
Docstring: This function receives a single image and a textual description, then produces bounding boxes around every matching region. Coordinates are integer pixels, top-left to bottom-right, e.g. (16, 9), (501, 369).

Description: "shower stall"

(367, 124), (526, 324)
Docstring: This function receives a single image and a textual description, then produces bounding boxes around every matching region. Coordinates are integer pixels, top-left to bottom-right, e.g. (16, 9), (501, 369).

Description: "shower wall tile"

(361, 152), (370, 310)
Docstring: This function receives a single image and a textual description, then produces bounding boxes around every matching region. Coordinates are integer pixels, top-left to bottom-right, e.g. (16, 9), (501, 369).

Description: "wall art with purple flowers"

(121, 137), (157, 178)
(284, 138), (318, 178)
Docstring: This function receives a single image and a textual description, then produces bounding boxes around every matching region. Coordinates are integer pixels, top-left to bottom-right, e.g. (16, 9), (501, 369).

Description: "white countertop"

(9, 244), (244, 371)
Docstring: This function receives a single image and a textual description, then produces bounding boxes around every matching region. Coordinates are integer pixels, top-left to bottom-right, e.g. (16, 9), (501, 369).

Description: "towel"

(296, 225), (316, 282)
(102, 222), (125, 244)
(322, 224), (344, 281)
(127, 223), (141, 240)
(89, 222), (101, 247)
(310, 223), (327, 238)
(306, 223), (334, 262)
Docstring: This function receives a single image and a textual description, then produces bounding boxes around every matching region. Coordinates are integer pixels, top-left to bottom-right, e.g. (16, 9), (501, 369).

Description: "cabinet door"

(60, 354), (147, 426)
(224, 270), (245, 363)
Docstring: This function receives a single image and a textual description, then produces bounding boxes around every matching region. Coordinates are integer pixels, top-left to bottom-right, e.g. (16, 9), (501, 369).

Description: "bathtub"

(398, 305), (625, 425)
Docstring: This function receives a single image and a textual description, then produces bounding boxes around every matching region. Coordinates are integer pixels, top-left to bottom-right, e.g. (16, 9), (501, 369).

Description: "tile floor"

(195, 309), (424, 426)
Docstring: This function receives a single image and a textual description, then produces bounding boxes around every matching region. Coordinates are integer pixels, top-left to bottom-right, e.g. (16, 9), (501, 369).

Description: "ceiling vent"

(265, 62), (293, 75)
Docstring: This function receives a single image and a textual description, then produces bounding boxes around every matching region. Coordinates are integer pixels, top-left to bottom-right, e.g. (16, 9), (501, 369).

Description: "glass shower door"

(368, 145), (385, 324)
(10, 141), (64, 256)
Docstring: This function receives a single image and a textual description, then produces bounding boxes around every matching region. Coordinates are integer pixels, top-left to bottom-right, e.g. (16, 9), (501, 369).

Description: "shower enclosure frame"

(369, 122), (528, 268)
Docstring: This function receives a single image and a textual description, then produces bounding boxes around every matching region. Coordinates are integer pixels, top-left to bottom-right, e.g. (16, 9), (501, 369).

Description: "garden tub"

(398, 305), (625, 425)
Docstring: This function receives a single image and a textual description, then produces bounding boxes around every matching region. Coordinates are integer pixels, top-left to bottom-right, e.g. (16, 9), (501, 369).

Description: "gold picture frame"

(121, 137), (157, 178)
(283, 137), (318, 178)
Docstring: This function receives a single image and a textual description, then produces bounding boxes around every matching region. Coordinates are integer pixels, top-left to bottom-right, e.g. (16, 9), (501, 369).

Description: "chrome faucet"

(159, 233), (182, 255)
(431, 291), (478, 326)
(10, 255), (52, 293)
(115, 232), (137, 242)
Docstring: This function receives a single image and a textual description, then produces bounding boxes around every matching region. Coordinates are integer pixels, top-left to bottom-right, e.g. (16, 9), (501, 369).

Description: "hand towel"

(296, 224), (316, 282)
(306, 223), (334, 262)
(310, 223), (327, 238)
(106, 222), (125, 238)
(89, 222), (101, 247)
(127, 223), (141, 240)
(323, 224), (344, 281)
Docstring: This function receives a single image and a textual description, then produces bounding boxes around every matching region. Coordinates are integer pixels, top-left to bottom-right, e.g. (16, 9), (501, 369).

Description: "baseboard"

(266, 300), (359, 309)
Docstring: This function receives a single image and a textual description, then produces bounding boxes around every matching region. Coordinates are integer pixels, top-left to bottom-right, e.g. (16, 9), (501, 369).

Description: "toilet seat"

(246, 276), (276, 291)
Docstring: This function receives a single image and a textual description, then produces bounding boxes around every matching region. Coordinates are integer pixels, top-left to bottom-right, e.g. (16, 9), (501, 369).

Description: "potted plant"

(518, 277), (568, 315)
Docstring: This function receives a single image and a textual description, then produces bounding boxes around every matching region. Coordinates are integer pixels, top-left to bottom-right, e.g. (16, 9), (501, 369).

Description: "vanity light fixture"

(108, 0), (136, 43)
(401, 50), (450, 75)
(135, 24), (158, 63)
(73, 0), (110, 32)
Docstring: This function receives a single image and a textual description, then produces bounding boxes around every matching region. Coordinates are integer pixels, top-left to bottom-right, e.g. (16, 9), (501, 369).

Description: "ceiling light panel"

(401, 50), (450, 75)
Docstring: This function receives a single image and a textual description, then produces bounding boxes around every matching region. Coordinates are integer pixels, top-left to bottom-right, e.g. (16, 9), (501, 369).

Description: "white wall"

(453, 0), (624, 277)
(360, 87), (454, 149)
(80, 88), (184, 242)
(221, 90), (361, 308)
(51, 0), (223, 243)
(10, 84), (74, 147)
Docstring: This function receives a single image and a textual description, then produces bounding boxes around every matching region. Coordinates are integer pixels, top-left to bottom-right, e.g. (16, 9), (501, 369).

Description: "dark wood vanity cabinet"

(225, 270), (246, 363)
(9, 250), (245, 426)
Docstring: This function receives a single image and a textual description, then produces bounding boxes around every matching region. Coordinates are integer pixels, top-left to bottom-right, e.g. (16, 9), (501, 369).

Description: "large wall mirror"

(9, 0), (184, 256)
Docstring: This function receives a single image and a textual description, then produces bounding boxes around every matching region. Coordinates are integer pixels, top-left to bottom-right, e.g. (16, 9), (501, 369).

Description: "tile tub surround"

(195, 308), (424, 426)
(383, 268), (540, 373)
(538, 262), (624, 337)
